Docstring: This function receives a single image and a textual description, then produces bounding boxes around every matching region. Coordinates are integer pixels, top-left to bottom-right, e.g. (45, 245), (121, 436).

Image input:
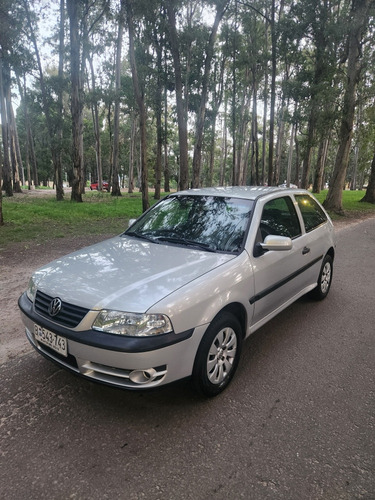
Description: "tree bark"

(6, 85), (23, 193)
(267, 0), (276, 186)
(125, 0), (149, 212)
(163, 81), (170, 193)
(0, 53), (12, 197)
(55, 0), (65, 201)
(88, 56), (103, 192)
(23, 0), (64, 200)
(67, 0), (83, 202)
(324, 0), (373, 212)
(153, 29), (163, 200)
(360, 150), (375, 203)
(128, 113), (136, 194)
(166, 0), (189, 191)
(111, 2), (124, 197)
(313, 136), (329, 193)
(191, 0), (229, 188)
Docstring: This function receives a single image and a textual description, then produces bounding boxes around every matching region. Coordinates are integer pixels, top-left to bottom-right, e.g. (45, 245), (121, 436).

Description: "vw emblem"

(48, 297), (62, 317)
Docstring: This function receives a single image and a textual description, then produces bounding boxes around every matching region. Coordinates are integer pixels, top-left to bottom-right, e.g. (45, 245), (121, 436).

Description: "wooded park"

(1, 0), (375, 227)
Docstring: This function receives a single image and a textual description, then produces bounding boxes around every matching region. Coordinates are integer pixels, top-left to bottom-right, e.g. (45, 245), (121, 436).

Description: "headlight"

(92, 310), (173, 337)
(26, 277), (37, 302)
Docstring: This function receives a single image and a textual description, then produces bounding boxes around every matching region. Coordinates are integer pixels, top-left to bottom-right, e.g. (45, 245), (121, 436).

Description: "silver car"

(19, 187), (335, 396)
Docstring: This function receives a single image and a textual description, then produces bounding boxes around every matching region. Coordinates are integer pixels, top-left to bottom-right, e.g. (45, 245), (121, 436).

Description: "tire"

(310, 254), (333, 300)
(192, 312), (243, 397)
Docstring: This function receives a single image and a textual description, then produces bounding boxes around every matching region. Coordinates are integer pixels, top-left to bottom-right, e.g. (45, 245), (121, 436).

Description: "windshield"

(125, 195), (254, 253)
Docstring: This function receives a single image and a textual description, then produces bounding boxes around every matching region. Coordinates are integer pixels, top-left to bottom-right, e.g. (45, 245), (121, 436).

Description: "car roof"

(175, 186), (307, 201)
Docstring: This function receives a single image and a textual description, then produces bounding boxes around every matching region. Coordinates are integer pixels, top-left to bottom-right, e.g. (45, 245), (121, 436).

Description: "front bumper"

(19, 293), (206, 389)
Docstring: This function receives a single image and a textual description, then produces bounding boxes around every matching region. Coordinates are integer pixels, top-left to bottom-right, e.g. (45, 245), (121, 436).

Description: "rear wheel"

(310, 254), (333, 300)
(192, 312), (242, 397)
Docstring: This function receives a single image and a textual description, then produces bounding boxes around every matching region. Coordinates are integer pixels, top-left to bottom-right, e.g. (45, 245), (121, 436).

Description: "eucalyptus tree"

(361, 150), (375, 203)
(110, 0), (125, 197)
(288, 1), (345, 189)
(165, 0), (189, 190)
(190, 0), (230, 188)
(124, 0), (151, 211)
(324, 0), (375, 212)
(0, 0), (26, 197)
(21, 0), (67, 199)
(66, 0), (84, 201)
(0, 53), (12, 197)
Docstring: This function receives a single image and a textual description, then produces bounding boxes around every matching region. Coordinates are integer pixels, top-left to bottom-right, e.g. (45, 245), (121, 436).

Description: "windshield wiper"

(126, 231), (160, 244)
(156, 236), (216, 252)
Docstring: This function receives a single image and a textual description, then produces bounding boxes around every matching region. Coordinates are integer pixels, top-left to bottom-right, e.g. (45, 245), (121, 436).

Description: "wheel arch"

(326, 246), (335, 261)
(213, 302), (248, 339)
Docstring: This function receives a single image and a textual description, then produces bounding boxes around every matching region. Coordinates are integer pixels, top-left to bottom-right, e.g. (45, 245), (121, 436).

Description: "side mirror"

(128, 218), (137, 228)
(254, 235), (292, 256)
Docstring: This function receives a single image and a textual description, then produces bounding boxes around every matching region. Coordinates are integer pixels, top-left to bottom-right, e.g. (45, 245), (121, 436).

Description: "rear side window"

(295, 195), (327, 232)
(259, 196), (301, 241)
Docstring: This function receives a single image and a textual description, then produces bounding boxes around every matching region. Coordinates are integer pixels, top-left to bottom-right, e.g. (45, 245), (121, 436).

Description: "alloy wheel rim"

(321, 262), (331, 294)
(207, 327), (237, 385)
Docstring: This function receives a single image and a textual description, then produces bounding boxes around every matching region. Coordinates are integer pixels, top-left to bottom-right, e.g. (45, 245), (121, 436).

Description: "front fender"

(148, 251), (254, 336)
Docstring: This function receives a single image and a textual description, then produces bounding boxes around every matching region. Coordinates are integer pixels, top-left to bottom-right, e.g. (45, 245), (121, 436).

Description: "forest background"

(1, 0), (375, 227)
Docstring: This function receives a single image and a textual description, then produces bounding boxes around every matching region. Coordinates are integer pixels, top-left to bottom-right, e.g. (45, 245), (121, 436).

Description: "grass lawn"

(0, 190), (162, 247)
(0, 188), (374, 249)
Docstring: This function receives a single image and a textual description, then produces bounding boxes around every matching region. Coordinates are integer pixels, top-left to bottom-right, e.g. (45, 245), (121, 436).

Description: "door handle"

(302, 246), (310, 255)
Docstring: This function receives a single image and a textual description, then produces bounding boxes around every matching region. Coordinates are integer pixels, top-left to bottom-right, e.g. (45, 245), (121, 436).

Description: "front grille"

(35, 290), (89, 328)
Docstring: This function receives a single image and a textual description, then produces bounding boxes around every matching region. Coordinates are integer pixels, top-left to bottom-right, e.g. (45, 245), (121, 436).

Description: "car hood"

(33, 236), (235, 313)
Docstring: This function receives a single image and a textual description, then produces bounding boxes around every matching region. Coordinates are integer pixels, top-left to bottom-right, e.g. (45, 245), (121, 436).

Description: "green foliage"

(2, 0), (375, 208)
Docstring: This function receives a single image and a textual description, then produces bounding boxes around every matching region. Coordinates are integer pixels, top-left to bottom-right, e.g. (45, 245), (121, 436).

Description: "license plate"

(34, 324), (68, 357)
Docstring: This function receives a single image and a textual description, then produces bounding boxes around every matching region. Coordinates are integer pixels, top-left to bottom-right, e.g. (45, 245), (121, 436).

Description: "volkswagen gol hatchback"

(19, 187), (335, 396)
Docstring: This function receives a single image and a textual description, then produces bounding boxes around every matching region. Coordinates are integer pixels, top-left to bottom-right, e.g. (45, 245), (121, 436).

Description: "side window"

(295, 194), (327, 232)
(259, 196), (301, 241)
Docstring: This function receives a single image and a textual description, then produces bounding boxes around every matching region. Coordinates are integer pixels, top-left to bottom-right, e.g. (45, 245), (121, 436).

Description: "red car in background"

(90, 181), (109, 192)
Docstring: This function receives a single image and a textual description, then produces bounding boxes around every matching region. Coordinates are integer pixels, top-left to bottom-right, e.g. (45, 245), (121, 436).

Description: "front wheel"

(310, 254), (333, 300)
(192, 312), (243, 397)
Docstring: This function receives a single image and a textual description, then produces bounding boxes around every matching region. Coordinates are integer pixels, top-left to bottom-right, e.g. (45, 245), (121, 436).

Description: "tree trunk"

(191, 0), (228, 188)
(111, 3), (124, 198)
(16, 73), (32, 189)
(286, 123), (295, 187)
(23, 0), (64, 201)
(128, 113), (136, 194)
(163, 83), (170, 193)
(274, 101), (287, 186)
(267, 0), (276, 186)
(0, 54), (12, 197)
(251, 72), (259, 185)
(261, 14), (269, 186)
(153, 29), (163, 200)
(6, 85), (23, 193)
(360, 150), (375, 203)
(67, 0), (83, 202)
(125, 0), (149, 212)
(55, 0), (65, 201)
(220, 99), (228, 185)
(88, 56), (103, 192)
(293, 131), (301, 187)
(232, 0), (238, 186)
(324, 0), (373, 212)
(313, 136), (329, 193)
(166, 0), (189, 191)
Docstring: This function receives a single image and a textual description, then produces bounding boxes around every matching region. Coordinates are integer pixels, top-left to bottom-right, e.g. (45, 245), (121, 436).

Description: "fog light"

(129, 368), (157, 384)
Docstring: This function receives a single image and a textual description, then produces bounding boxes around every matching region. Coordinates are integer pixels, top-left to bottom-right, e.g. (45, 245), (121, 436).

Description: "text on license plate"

(34, 324), (68, 357)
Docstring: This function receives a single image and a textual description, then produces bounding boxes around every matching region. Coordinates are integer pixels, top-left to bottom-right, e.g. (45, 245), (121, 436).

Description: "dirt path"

(0, 234), (114, 364)
(1, 203), (374, 365)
